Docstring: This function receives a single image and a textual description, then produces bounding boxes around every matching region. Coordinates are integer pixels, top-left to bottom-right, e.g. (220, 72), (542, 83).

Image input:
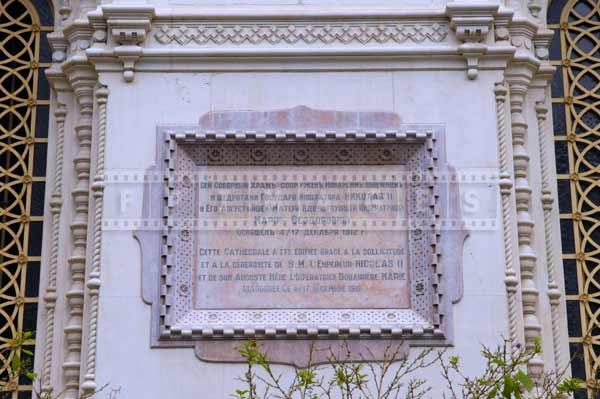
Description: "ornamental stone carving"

(153, 22), (449, 46)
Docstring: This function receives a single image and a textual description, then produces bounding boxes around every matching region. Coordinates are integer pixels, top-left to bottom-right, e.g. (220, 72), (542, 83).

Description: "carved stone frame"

(135, 108), (465, 364)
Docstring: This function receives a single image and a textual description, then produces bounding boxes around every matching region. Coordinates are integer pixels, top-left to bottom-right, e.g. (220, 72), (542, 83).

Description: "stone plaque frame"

(136, 107), (465, 358)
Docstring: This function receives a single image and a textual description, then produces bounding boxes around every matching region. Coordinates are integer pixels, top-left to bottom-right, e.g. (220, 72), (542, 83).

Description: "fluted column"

(62, 66), (96, 399)
(506, 75), (544, 378)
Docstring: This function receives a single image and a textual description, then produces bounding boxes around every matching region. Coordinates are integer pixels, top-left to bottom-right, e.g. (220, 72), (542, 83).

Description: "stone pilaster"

(81, 86), (108, 395)
(495, 81), (522, 353)
(505, 66), (544, 378)
(535, 101), (565, 370)
(61, 62), (96, 399)
(42, 32), (72, 394)
(41, 98), (66, 391)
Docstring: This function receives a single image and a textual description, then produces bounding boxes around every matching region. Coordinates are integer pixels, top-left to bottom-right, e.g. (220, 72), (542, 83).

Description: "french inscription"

(193, 165), (410, 310)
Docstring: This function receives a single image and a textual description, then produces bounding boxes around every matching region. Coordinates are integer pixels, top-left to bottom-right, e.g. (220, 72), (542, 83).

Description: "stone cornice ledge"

(61, 3), (550, 80)
(152, 7), (449, 20)
(86, 45), (515, 75)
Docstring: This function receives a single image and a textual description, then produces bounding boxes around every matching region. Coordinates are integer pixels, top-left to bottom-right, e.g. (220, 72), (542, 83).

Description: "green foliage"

(0, 331), (108, 399)
(231, 388), (251, 399)
(233, 338), (586, 399)
(439, 338), (582, 399)
(0, 330), (588, 399)
(0, 331), (37, 395)
(557, 377), (584, 393)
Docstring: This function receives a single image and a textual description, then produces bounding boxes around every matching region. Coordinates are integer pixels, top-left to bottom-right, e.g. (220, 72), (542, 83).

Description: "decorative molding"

(494, 81), (521, 354)
(156, 127), (445, 341)
(63, 20), (93, 57)
(532, 29), (555, 85)
(535, 100), (564, 370)
(102, 5), (155, 82)
(88, 10), (108, 50)
(77, 0), (97, 20)
(135, 108), (466, 361)
(446, 5), (496, 43)
(152, 22), (449, 46)
(41, 100), (67, 391)
(58, 0), (71, 22)
(508, 18), (539, 60)
(81, 86), (109, 395)
(37, 0), (566, 387)
(61, 63), (96, 399)
(527, 0), (542, 19)
(494, 8), (513, 44)
(505, 66), (545, 379)
(48, 4), (552, 77)
(43, 26), (70, 398)
(533, 29), (553, 60)
(446, 3), (498, 80)
(48, 31), (69, 64)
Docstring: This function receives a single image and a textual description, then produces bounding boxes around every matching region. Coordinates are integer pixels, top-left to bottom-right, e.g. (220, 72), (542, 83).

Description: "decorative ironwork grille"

(549, 0), (600, 397)
(0, 0), (52, 397)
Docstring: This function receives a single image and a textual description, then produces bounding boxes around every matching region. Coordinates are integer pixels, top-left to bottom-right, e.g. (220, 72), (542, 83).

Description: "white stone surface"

(96, 69), (507, 396)
(35, 1), (569, 397)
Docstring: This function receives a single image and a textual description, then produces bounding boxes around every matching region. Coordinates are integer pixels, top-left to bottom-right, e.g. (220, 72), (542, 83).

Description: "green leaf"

(449, 355), (459, 367)
(558, 377), (583, 393)
(502, 375), (518, 398)
(11, 354), (21, 371)
(486, 387), (498, 399)
(516, 370), (534, 392)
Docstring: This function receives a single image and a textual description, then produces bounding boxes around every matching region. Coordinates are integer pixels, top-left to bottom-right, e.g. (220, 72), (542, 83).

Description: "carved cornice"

(43, 3), (557, 81)
(47, 2), (557, 83)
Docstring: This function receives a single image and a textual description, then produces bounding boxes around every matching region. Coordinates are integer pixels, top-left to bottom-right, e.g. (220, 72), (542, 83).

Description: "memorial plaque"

(136, 107), (465, 358)
(194, 165), (409, 310)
